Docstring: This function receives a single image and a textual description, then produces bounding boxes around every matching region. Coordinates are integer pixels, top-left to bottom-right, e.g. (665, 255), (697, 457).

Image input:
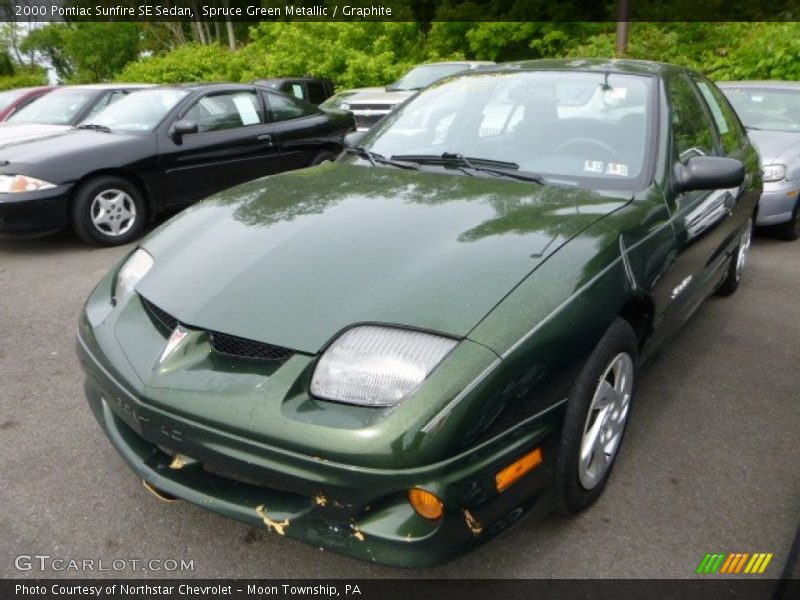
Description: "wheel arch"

(70, 169), (155, 221)
(618, 293), (655, 349)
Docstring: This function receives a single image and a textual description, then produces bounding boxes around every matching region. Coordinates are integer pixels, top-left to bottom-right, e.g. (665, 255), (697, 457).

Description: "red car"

(0, 86), (54, 121)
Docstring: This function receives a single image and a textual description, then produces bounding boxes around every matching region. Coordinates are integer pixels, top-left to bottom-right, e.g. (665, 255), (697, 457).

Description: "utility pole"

(615, 0), (631, 56)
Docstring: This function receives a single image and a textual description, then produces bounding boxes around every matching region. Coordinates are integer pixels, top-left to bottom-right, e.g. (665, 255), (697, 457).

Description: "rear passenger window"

(307, 82), (327, 105)
(183, 91), (263, 132)
(692, 76), (747, 156)
(86, 90), (127, 119)
(267, 92), (315, 122)
(668, 74), (717, 163)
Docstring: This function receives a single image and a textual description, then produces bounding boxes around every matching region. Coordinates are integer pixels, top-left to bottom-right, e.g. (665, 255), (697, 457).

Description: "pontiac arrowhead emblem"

(159, 326), (188, 364)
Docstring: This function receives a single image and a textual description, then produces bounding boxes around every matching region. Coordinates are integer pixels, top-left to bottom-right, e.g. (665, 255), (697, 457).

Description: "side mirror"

(344, 130), (366, 148)
(675, 156), (745, 192)
(169, 120), (199, 143)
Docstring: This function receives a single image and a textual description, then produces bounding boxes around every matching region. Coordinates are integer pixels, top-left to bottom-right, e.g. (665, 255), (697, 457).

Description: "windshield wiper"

(345, 146), (419, 170)
(391, 153), (543, 184)
(77, 123), (112, 133)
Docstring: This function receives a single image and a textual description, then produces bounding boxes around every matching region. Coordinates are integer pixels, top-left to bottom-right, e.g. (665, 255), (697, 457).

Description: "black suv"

(252, 77), (335, 105)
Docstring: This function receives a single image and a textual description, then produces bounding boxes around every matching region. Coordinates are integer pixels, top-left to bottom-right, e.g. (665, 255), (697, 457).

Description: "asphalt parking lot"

(1, 226), (797, 580)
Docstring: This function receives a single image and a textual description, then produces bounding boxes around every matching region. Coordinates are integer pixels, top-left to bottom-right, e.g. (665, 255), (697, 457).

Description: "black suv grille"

(140, 295), (293, 362)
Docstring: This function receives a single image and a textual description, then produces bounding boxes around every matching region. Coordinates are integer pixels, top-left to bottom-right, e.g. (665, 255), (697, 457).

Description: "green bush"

(0, 69), (48, 91)
(117, 44), (238, 83)
(232, 22), (427, 88)
(114, 21), (800, 89)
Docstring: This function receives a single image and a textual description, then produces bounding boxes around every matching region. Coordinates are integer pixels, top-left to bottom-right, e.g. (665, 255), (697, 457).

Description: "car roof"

(717, 81), (800, 91)
(158, 82), (269, 92)
(54, 83), (153, 90)
(476, 58), (675, 77)
(415, 61), (495, 67)
(0, 86), (52, 94)
(254, 77), (332, 84)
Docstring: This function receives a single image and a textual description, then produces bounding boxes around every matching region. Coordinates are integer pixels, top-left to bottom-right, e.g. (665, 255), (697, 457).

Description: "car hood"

(748, 129), (800, 164)
(0, 128), (135, 168)
(138, 162), (631, 354)
(0, 122), (73, 149)
(346, 89), (416, 107)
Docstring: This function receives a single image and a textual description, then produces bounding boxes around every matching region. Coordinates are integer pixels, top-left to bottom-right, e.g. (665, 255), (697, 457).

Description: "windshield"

(8, 89), (96, 124)
(721, 87), (800, 133)
(0, 89), (29, 112)
(361, 70), (653, 188)
(83, 89), (188, 133)
(388, 64), (471, 91)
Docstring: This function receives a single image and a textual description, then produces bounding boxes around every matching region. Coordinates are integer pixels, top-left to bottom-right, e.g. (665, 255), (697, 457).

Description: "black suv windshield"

(387, 64), (471, 91)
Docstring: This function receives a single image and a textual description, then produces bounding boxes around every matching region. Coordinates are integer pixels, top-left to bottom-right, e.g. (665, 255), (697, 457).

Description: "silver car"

(720, 81), (800, 240)
(332, 61), (494, 131)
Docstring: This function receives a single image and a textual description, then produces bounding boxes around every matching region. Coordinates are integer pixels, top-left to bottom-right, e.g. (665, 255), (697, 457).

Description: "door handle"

(256, 134), (273, 144)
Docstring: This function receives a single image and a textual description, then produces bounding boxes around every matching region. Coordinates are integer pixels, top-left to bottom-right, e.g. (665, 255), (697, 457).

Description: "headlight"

(113, 248), (153, 303)
(0, 174), (57, 193)
(762, 164), (786, 182)
(311, 325), (457, 406)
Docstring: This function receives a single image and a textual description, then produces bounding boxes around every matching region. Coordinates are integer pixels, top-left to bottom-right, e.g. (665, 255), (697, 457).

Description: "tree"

(0, 49), (14, 76)
(65, 23), (141, 82)
(20, 23), (141, 83)
(20, 24), (74, 81)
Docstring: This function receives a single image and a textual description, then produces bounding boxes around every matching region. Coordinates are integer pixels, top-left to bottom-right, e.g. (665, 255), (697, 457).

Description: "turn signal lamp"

(408, 488), (444, 520)
(495, 447), (543, 492)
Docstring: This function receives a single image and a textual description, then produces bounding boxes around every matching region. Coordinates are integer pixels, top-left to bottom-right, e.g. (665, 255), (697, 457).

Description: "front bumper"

(77, 314), (562, 567)
(0, 186), (72, 235)
(756, 179), (799, 226)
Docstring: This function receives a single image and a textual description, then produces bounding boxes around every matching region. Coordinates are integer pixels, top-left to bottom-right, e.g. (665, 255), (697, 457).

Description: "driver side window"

(668, 74), (717, 163)
(183, 91), (264, 133)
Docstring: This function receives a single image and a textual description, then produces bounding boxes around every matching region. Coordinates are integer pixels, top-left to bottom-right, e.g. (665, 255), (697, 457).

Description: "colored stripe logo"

(696, 552), (773, 574)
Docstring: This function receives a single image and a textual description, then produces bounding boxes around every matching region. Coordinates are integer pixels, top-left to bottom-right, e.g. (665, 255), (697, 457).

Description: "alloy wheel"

(578, 352), (634, 490)
(90, 189), (137, 237)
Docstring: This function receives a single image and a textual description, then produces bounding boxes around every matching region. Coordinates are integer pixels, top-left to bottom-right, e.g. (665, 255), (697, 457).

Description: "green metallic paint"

(78, 60), (762, 567)
(137, 162), (631, 354)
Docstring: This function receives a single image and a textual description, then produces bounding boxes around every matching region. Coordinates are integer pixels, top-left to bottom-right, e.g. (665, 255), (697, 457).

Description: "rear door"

(261, 90), (331, 169)
(155, 88), (286, 207)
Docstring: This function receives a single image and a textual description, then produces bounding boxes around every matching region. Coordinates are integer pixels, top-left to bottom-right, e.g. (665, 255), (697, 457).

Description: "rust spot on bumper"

(255, 505), (289, 536)
(142, 480), (178, 503)
(463, 509), (483, 535)
(169, 454), (189, 470)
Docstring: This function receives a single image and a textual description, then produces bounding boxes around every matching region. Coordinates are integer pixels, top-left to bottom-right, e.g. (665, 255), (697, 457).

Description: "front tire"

(309, 150), (337, 166)
(774, 201), (799, 241)
(71, 176), (146, 246)
(716, 217), (753, 296)
(556, 318), (638, 516)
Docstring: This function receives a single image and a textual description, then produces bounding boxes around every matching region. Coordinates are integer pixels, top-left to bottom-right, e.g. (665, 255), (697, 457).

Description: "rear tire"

(309, 150), (337, 166)
(774, 201), (799, 241)
(556, 318), (638, 516)
(716, 218), (753, 296)
(71, 176), (146, 246)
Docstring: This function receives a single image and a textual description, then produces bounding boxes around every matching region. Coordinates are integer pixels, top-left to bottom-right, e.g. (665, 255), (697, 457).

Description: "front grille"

(349, 104), (392, 112)
(141, 296), (178, 331)
(354, 113), (385, 129)
(140, 295), (294, 362)
(209, 331), (294, 361)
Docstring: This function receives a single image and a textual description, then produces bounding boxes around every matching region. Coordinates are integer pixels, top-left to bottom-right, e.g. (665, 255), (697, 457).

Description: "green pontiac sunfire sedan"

(78, 59), (760, 567)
